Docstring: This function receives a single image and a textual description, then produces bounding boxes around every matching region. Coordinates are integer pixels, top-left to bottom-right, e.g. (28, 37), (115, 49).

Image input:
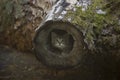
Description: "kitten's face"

(51, 32), (69, 50)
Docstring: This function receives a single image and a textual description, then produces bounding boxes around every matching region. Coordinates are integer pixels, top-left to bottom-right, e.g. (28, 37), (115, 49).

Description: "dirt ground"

(0, 45), (120, 80)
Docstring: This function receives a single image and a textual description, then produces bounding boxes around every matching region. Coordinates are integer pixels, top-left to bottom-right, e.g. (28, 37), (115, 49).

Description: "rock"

(0, 0), (54, 52)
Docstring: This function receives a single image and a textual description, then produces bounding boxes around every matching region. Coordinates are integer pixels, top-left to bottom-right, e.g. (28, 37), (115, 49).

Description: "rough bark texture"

(0, 0), (54, 52)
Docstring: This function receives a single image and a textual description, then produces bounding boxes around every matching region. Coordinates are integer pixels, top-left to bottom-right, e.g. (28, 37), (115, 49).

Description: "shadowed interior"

(46, 29), (74, 55)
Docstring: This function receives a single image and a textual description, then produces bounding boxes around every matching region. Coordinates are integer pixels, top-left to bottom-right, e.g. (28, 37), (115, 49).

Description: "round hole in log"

(34, 21), (86, 68)
(46, 29), (74, 56)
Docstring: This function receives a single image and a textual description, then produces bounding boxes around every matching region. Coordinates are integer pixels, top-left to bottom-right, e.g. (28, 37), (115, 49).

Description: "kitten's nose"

(60, 43), (63, 46)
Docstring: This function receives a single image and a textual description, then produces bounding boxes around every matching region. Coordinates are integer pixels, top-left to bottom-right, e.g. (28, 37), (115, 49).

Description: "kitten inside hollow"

(49, 29), (74, 55)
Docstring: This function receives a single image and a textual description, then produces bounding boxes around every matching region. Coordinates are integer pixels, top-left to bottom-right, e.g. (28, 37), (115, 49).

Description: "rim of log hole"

(33, 20), (86, 68)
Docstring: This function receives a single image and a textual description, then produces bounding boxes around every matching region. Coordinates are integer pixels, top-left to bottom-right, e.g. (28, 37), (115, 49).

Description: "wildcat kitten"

(51, 32), (70, 53)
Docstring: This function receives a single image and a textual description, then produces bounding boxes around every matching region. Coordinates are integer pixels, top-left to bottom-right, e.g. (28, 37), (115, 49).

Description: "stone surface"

(0, 0), (56, 52)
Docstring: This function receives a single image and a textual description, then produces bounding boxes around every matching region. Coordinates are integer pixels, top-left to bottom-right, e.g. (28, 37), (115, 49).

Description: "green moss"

(0, 0), (14, 32)
(65, 0), (119, 50)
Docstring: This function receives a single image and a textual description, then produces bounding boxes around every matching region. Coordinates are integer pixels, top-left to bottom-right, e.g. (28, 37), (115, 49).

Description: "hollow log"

(33, 0), (120, 68)
(34, 20), (87, 68)
(33, 0), (87, 68)
(0, 0), (120, 68)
